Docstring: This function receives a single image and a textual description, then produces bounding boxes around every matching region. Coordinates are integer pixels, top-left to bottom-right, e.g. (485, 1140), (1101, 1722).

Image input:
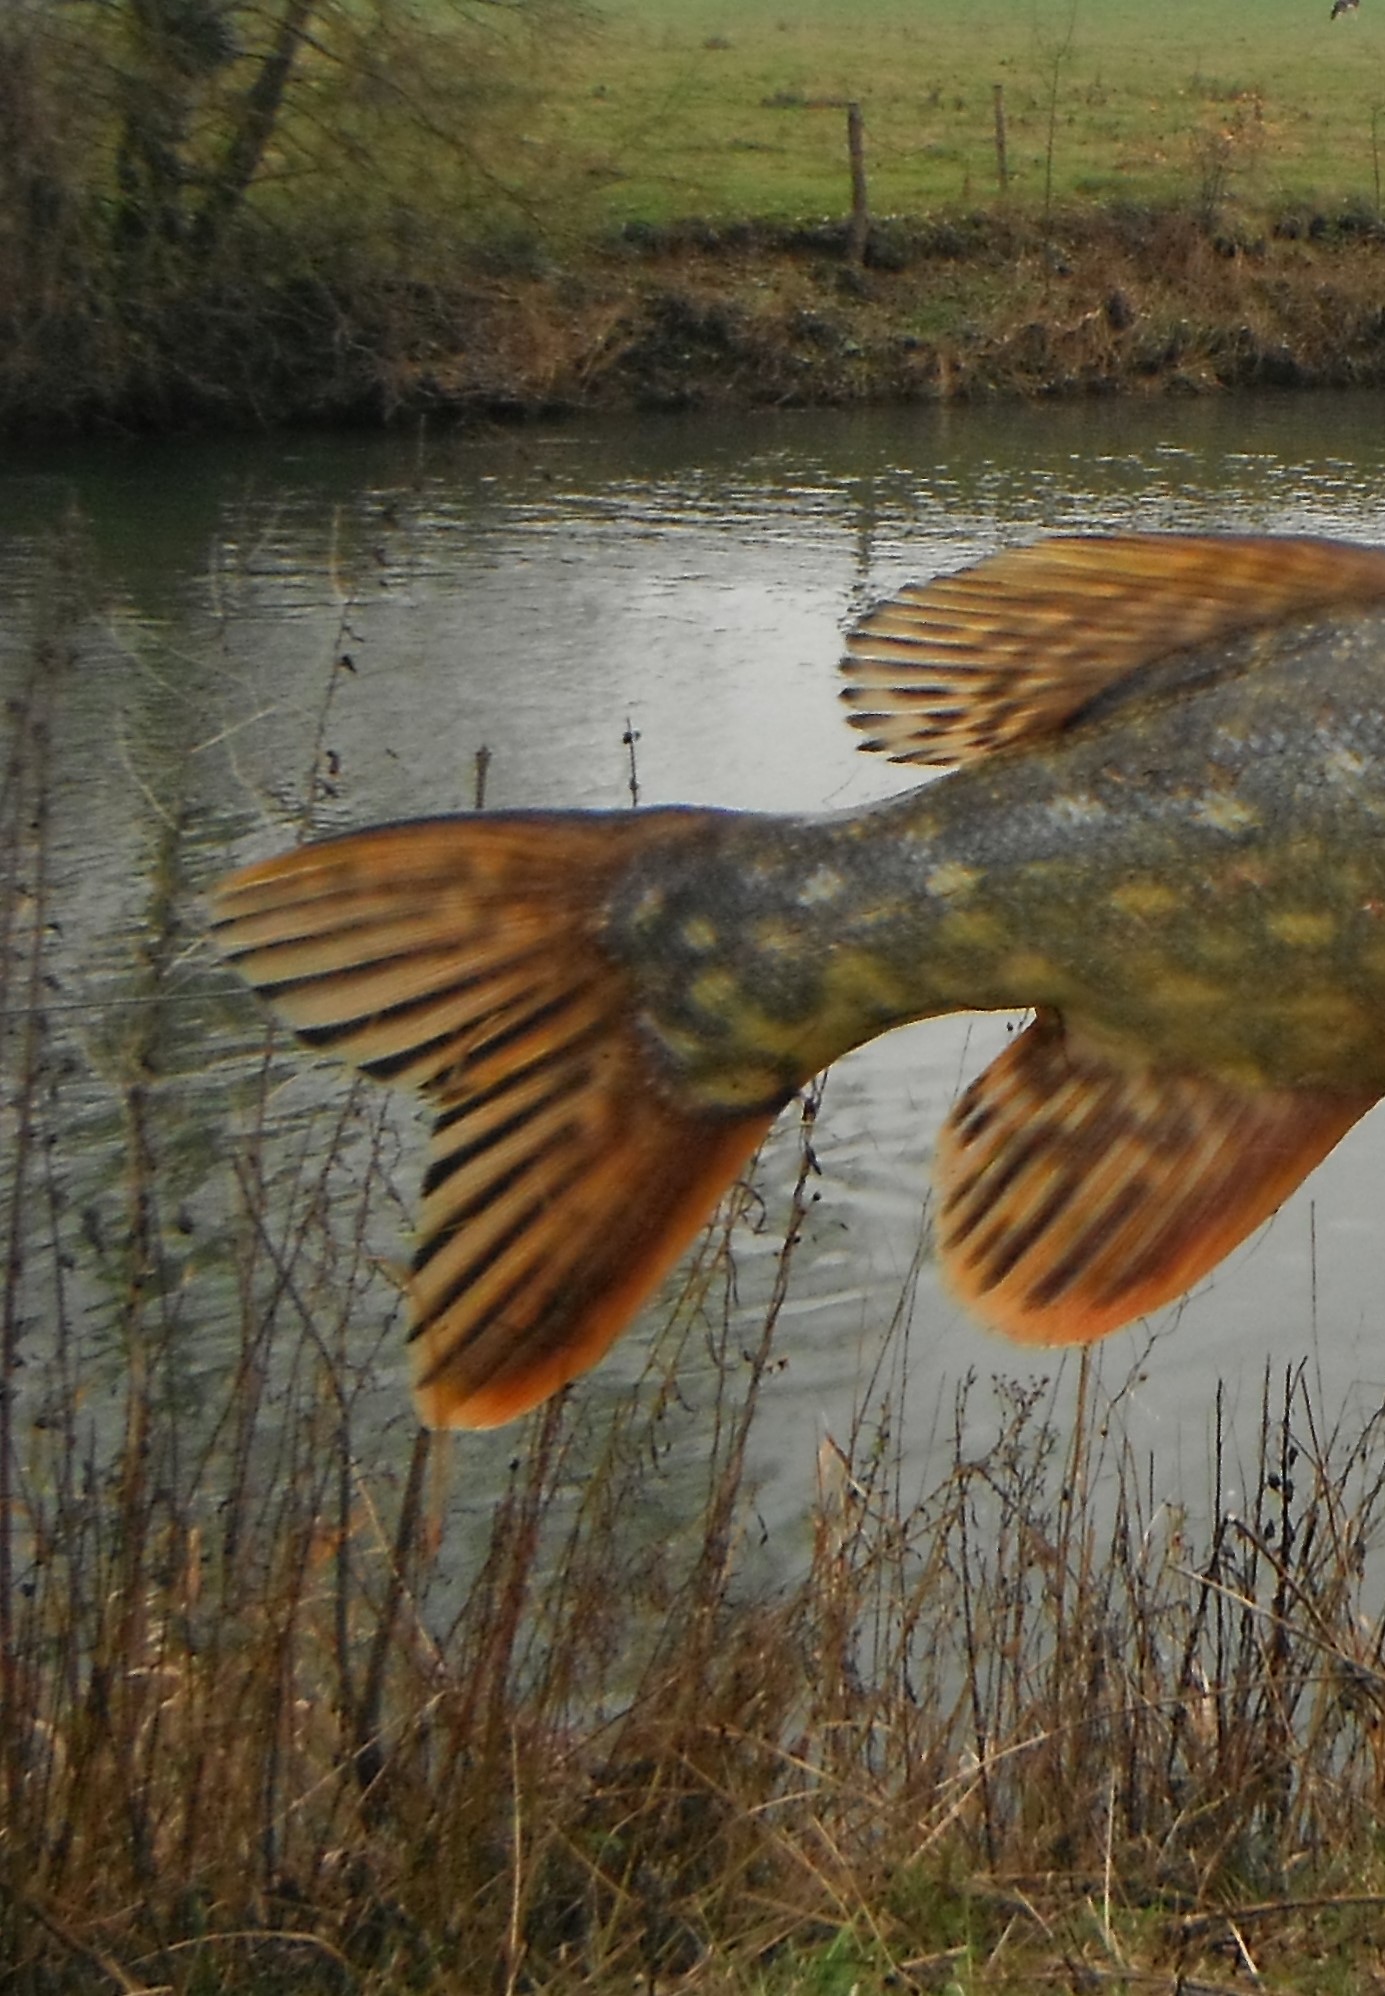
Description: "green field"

(537, 0), (1385, 224)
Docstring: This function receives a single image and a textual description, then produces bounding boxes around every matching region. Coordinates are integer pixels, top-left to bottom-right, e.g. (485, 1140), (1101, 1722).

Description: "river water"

(6, 391), (1385, 1574)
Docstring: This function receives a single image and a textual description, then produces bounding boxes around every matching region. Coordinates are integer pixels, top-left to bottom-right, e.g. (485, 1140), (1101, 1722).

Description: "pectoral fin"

(843, 533), (1385, 766)
(935, 1012), (1371, 1345)
(211, 814), (778, 1429)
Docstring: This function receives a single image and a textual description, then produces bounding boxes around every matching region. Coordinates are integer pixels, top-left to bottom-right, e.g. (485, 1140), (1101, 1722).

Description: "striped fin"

(842, 532), (1385, 766)
(211, 814), (778, 1429)
(935, 1011), (1372, 1345)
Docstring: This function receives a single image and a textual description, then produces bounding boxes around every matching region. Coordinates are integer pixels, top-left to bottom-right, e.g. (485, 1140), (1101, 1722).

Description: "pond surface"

(6, 390), (1385, 1576)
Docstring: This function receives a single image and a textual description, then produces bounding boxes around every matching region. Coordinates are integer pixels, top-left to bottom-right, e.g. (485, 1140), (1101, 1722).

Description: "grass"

(9, 536), (1385, 1990)
(539, 0), (1385, 226)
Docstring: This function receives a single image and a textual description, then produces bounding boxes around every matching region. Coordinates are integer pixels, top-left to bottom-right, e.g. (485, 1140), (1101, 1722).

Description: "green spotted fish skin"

(611, 611), (1385, 1110)
(210, 533), (1385, 1428)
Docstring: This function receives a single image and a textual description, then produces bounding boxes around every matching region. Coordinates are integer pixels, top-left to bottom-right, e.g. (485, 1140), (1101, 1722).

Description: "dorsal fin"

(842, 532), (1385, 766)
(210, 814), (779, 1429)
(935, 1011), (1372, 1345)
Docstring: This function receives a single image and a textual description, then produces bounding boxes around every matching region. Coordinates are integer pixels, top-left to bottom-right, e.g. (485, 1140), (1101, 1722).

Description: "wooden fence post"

(993, 82), (1009, 194)
(846, 100), (869, 263)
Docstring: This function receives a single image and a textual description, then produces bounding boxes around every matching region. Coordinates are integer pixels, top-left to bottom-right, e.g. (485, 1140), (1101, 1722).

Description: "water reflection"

(5, 391), (1385, 1571)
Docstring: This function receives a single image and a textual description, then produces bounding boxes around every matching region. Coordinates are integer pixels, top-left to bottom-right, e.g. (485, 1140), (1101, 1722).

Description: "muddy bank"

(11, 203), (1385, 436)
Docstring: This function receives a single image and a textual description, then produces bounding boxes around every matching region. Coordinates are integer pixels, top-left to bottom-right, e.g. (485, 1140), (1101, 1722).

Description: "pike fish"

(211, 532), (1385, 1429)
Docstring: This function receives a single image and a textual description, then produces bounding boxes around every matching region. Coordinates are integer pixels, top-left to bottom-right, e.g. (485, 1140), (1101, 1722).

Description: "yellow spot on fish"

(1046, 795), (1106, 829)
(1217, 1056), (1272, 1091)
(1193, 794), (1259, 834)
(822, 952), (910, 1023)
(1266, 909), (1337, 949)
(690, 967), (740, 1015)
(1279, 991), (1367, 1038)
(1149, 970), (1224, 1010)
(690, 1062), (798, 1111)
(1003, 949), (1066, 994)
(682, 915), (719, 953)
(799, 866), (845, 906)
(926, 860), (981, 901)
(938, 910), (1006, 953)
(1109, 881), (1179, 921)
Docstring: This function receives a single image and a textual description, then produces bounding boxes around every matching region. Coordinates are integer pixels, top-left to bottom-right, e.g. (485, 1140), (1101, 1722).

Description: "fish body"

(211, 533), (1385, 1428)
(612, 608), (1385, 1106)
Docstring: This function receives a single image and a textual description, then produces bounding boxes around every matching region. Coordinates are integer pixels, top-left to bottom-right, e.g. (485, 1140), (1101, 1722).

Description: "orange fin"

(842, 532), (1385, 766)
(210, 815), (779, 1429)
(935, 1011), (1372, 1345)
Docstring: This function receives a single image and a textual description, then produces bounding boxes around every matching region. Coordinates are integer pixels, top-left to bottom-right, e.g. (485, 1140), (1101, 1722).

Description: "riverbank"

(15, 199), (1385, 439)
(453, 201), (1385, 415)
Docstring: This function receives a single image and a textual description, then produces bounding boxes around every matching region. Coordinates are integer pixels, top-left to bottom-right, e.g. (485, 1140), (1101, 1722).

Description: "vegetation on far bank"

(5, 0), (1385, 434)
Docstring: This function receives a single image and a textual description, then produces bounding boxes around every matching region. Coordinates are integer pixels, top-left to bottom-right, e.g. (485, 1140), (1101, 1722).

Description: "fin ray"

(936, 1013), (1371, 1345)
(843, 532), (1385, 766)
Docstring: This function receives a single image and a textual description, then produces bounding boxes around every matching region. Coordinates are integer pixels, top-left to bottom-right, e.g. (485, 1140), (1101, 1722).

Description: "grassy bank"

(8, 555), (1385, 1992)
(6, 0), (1385, 433)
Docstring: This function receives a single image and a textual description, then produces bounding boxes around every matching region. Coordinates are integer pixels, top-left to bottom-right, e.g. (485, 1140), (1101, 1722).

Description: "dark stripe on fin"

(210, 811), (777, 1429)
(935, 1012), (1372, 1345)
(420, 1062), (589, 1199)
(410, 1077), (771, 1428)
(842, 532), (1385, 767)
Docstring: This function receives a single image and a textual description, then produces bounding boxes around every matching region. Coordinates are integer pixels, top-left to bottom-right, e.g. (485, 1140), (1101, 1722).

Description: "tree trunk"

(193, 0), (318, 258)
